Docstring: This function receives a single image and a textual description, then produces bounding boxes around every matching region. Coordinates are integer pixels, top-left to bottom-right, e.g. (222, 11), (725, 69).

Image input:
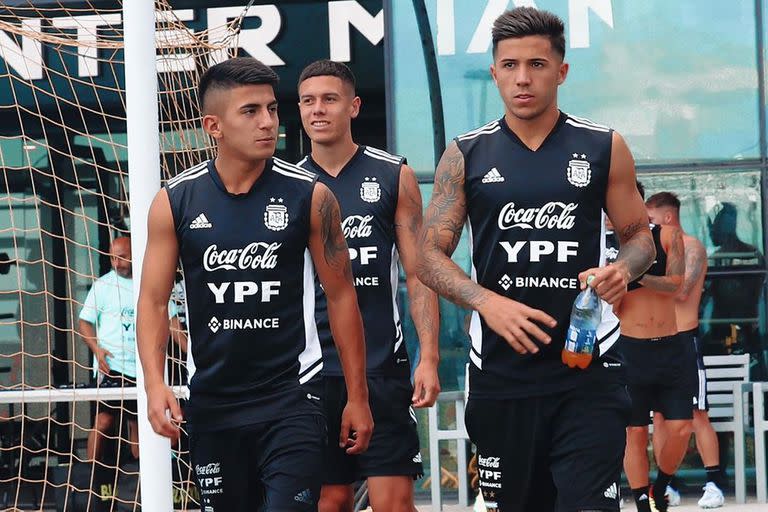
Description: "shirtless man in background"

(647, 192), (724, 509)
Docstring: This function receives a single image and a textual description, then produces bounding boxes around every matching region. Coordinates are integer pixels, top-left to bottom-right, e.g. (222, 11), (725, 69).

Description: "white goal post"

(124, 0), (171, 509)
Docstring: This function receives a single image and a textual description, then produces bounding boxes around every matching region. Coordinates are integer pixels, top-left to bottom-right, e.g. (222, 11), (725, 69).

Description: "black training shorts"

(189, 413), (325, 512)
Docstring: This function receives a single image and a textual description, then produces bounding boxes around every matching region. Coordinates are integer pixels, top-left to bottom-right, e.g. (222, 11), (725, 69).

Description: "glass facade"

(392, 0), (762, 173)
(389, 0), (768, 492)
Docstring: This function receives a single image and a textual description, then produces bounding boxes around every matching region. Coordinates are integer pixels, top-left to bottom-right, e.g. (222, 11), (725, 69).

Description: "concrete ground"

(416, 500), (766, 511)
(621, 502), (765, 512)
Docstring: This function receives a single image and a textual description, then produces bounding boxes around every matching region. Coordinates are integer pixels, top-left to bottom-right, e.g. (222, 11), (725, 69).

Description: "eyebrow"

(299, 92), (341, 99)
(499, 57), (549, 63)
(238, 101), (278, 109)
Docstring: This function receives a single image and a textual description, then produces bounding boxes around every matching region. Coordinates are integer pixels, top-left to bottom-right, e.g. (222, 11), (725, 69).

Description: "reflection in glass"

(640, 170), (762, 255)
(700, 275), (767, 380)
(640, 170), (766, 376)
(708, 202), (764, 268)
(391, 0), (760, 176)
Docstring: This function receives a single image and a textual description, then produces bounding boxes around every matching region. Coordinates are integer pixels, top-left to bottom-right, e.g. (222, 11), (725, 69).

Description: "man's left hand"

(412, 359), (441, 408)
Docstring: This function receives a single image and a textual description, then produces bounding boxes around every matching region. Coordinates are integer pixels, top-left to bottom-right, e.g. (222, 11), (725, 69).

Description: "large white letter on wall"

(207, 6), (285, 66)
(329, 1), (384, 62)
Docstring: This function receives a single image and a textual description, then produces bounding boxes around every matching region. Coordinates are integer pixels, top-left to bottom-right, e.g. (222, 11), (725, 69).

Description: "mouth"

(310, 120), (330, 128)
(515, 94), (534, 100)
(255, 137), (275, 143)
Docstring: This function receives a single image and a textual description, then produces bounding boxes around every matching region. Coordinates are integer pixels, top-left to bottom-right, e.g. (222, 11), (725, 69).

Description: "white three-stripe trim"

(168, 165), (209, 189)
(458, 120), (499, 138)
(167, 161), (207, 186)
(466, 218), (483, 370)
(391, 245), (404, 354)
(299, 249), (322, 384)
(364, 146), (401, 163)
(273, 159), (315, 182)
(364, 149), (401, 165)
(274, 157), (315, 177)
(565, 118), (610, 133)
(569, 114), (609, 130)
(458, 126), (501, 141)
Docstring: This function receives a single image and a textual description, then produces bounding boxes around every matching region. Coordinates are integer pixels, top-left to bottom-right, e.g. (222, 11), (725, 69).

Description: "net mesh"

(0, 1), (246, 509)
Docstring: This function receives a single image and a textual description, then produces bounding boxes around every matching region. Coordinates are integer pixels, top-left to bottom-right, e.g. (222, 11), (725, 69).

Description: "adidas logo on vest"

(190, 213), (212, 229)
(603, 482), (618, 500)
(482, 167), (505, 183)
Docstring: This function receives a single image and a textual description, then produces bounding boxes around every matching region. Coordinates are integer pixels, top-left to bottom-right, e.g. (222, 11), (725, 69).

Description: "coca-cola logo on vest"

(341, 215), (373, 239)
(195, 463), (220, 476)
(497, 202), (577, 230)
(203, 242), (281, 271)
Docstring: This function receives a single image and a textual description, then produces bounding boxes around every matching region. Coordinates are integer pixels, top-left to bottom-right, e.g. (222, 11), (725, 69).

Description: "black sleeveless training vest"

(298, 145), (409, 378)
(166, 157), (322, 430)
(458, 112), (621, 398)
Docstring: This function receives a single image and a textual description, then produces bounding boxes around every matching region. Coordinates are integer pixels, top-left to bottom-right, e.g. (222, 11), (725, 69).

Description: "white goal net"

(0, 1), (249, 509)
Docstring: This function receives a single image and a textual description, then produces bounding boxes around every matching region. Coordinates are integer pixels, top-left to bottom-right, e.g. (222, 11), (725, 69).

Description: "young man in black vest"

(137, 57), (373, 512)
(297, 60), (440, 512)
(419, 7), (655, 512)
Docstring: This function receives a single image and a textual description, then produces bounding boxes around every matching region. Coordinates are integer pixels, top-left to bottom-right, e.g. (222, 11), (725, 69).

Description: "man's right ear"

(202, 114), (221, 139)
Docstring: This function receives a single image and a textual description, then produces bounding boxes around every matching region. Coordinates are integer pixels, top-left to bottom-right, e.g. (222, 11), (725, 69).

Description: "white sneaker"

(666, 485), (681, 506)
(698, 482), (725, 508)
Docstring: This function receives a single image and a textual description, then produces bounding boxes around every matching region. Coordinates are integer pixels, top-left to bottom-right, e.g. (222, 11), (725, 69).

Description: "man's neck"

(311, 135), (358, 177)
(505, 105), (561, 151)
(215, 147), (268, 194)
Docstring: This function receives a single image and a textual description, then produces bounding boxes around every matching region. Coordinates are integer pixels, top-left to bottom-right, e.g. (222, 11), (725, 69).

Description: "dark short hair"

(636, 181), (646, 200)
(492, 7), (566, 59)
(646, 191), (681, 212)
(198, 57), (279, 112)
(298, 59), (356, 93)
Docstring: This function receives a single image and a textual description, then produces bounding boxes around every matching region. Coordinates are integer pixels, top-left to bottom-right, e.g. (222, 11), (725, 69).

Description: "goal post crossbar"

(0, 385), (189, 404)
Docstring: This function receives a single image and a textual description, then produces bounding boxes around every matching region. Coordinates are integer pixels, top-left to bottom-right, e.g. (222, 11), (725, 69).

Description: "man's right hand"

(478, 294), (557, 354)
(146, 383), (182, 442)
(94, 346), (113, 375)
(339, 399), (374, 455)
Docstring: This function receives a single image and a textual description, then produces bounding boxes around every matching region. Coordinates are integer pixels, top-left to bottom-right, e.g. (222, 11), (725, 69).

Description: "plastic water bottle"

(562, 275), (602, 369)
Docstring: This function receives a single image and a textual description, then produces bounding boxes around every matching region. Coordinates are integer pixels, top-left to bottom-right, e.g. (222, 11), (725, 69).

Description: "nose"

(311, 101), (326, 116)
(515, 67), (531, 87)
(257, 108), (276, 130)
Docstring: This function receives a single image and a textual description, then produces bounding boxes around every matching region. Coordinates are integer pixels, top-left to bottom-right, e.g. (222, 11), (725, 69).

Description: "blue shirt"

(79, 270), (178, 378)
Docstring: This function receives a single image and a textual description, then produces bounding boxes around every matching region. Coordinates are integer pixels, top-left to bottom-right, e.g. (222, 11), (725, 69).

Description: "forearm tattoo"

(419, 142), (489, 310)
(642, 227), (685, 292)
(616, 220), (655, 282)
(680, 241), (707, 297)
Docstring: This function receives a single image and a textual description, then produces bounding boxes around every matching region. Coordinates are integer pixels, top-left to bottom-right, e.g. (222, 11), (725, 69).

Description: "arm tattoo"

(615, 219), (655, 282)
(418, 142), (490, 310)
(423, 143), (466, 254)
(318, 188), (353, 282)
(641, 227), (685, 293)
(680, 240), (707, 297)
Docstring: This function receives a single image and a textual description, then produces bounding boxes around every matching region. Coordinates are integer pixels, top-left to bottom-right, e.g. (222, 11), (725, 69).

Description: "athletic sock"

(705, 465), (724, 489)
(668, 474), (681, 490)
(632, 486), (652, 512)
(654, 469), (673, 492)
(652, 470), (673, 510)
